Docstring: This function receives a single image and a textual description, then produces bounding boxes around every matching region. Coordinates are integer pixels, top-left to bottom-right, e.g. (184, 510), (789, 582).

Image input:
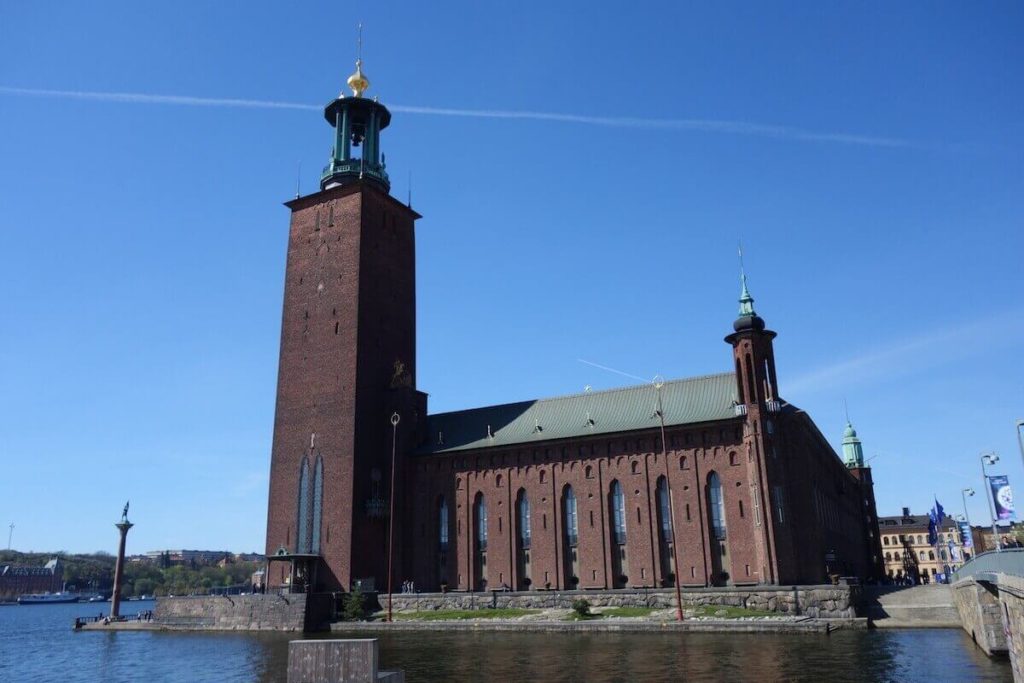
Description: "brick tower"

(724, 270), (782, 584)
(264, 56), (422, 593)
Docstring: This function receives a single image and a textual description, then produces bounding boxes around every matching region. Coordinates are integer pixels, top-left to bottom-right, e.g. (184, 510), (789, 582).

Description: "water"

(0, 601), (1012, 682)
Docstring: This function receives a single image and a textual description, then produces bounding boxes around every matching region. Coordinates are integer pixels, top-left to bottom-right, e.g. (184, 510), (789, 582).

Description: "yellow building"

(878, 508), (971, 583)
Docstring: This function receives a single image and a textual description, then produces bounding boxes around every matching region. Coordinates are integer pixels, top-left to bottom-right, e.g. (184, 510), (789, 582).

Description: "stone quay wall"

(952, 579), (1007, 656)
(387, 585), (857, 619)
(154, 593), (334, 632)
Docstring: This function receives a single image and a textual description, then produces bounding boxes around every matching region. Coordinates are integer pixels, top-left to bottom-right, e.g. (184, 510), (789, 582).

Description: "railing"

(321, 161), (389, 185)
(951, 548), (1024, 583)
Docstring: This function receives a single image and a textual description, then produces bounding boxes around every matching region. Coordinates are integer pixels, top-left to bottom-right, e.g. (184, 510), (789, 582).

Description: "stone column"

(110, 519), (133, 618)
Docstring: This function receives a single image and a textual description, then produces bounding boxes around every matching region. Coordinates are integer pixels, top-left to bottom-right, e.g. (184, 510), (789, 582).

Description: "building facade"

(879, 509), (972, 582)
(0, 558), (62, 598)
(264, 62), (885, 593)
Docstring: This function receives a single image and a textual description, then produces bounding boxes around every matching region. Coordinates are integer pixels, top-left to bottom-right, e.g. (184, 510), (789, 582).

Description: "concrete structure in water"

(264, 55), (886, 596)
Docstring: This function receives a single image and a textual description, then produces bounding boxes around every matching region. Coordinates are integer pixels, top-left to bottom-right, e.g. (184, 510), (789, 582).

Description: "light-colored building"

(879, 508), (972, 583)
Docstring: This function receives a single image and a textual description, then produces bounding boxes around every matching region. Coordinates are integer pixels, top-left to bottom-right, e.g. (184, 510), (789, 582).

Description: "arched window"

(311, 456), (323, 554)
(917, 535), (923, 545)
(563, 486), (578, 547)
(709, 472), (727, 540)
(517, 491), (531, 550)
(656, 477), (672, 542)
(885, 552), (891, 561)
(475, 494), (488, 551)
(439, 496), (449, 551)
(611, 480), (627, 545)
(919, 551), (926, 560)
(296, 457), (311, 553)
(883, 537), (889, 546)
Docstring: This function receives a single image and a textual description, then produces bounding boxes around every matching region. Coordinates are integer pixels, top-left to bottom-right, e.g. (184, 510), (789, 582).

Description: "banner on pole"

(959, 521), (973, 548)
(989, 475), (1016, 521)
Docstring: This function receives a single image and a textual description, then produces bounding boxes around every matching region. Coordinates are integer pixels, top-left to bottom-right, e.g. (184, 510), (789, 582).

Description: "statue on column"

(121, 501), (130, 523)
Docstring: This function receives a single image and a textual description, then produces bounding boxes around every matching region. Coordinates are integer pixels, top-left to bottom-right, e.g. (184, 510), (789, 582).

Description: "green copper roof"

(421, 373), (740, 454)
(738, 272), (756, 318)
(842, 421), (865, 468)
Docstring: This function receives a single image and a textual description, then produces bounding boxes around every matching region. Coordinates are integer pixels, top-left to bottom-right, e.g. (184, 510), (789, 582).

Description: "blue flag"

(933, 498), (946, 526)
(927, 516), (938, 545)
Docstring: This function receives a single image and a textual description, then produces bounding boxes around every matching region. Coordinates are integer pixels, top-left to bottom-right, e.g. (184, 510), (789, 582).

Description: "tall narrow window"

(518, 492), (531, 550)
(564, 486), (578, 546)
(773, 485), (785, 524)
(296, 458), (311, 553)
(476, 495), (488, 551)
(709, 472), (727, 540)
(311, 457), (323, 554)
(439, 496), (449, 551)
(612, 480), (627, 545)
(657, 477), (672, 542)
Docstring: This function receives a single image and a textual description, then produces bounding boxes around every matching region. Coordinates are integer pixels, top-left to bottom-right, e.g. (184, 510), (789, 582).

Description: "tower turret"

(842, 422), (866, 468)
(321, 54), (391, 192)
(725, 268), (779, 409)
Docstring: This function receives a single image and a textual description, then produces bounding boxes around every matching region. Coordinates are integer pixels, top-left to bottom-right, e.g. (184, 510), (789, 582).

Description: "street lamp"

(653, 376), (684, 622)
(961, 488), (974, 528)
(1016, 420), (1024, 471)
(981, 453), (1000, 553)
(960, 489), (975, 566)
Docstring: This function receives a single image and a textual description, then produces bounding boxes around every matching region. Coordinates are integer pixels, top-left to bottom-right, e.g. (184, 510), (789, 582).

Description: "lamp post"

(386, 412), (400, 623)
(1016, 420), (1024, 471)
(653, 376), (684, 622)
(981, 453), (1000, 553)
(961, 488), (975, 528)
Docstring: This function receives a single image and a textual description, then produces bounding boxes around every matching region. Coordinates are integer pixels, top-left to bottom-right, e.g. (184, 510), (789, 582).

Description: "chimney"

(902, 506), (910, 517)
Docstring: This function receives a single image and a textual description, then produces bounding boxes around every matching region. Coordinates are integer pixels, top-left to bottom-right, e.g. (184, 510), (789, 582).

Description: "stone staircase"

(862, 585), (959, 627)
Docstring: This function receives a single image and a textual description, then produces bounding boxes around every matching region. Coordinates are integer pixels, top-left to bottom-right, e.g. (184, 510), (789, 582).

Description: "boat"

(18, 592), (80, 605)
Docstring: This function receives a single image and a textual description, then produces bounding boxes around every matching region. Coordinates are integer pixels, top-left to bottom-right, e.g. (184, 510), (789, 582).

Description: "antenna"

(407, 170), (412, 207)
(295, 162), (301, 199)
(7, 522), (13, 551)
(738, 241), (746, 275)
(357, 22), (363, 62)
(843, 398), (851, 423)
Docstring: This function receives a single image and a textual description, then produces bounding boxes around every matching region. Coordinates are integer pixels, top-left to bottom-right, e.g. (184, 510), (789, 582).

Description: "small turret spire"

(738, 243), (756, 318)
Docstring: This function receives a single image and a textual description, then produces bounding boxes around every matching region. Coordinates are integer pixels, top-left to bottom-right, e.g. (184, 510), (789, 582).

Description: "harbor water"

(0, 600), (1013, 682)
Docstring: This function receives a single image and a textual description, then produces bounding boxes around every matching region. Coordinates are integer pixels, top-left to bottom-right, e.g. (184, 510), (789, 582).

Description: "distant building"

(0, 558), (63, 597)
(144, 550), (232, 566)
(879, 508), (971, 582)
(971, 523), (1024, 552)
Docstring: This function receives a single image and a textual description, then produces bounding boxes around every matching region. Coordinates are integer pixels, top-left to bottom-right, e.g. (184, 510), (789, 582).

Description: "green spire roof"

(738, 272), (756, 317)
(842, 421), (865, 468)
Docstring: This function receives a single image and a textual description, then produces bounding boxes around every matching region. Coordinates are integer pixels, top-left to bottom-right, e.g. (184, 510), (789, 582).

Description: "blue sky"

(1, 2), (1021, 555)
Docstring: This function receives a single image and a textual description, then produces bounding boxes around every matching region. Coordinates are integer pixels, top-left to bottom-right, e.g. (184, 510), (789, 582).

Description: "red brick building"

(264, 64), (885, 593)
(0, 558), (63, 598)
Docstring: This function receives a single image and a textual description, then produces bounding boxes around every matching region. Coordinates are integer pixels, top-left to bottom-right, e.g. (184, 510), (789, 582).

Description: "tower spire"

(347, 24), (370, 98)
(737, 243), (756, 318)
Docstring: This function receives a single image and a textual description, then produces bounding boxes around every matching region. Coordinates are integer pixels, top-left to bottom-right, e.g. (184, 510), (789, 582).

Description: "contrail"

(0, 86), (916, 149)
(577, 358), (651, 383)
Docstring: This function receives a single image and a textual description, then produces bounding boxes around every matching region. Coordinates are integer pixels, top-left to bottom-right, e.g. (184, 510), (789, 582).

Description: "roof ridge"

(427, 371), (734, 418)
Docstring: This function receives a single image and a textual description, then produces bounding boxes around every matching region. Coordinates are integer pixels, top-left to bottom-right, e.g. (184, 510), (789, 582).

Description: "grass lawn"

(564, 606), (657, 621)
(690, 605), (779, 618)
(390, 608), (538, 621)
(600, 606), (657, 618)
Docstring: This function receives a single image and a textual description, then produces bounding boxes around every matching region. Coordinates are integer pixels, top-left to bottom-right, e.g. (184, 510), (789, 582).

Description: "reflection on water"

(0, 602), (1011, 682)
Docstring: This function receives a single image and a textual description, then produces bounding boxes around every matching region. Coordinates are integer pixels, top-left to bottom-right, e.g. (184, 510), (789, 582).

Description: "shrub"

(342, 586), (366, 621)
(571, 598), (591, 618)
